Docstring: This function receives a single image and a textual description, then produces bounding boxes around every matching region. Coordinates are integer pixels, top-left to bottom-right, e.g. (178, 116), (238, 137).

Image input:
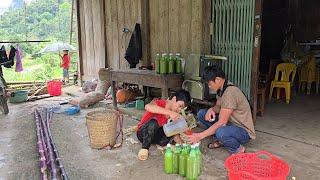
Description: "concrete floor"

(0, 88), (319, 179)
(253, 94), (320, 179)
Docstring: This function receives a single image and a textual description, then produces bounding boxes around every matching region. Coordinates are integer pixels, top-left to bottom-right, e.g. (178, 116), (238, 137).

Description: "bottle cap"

(169, 53), (173, 56)
(176, 53), (181, 56)
(167, 144), (171, 148)
(175, 143), (181, 146)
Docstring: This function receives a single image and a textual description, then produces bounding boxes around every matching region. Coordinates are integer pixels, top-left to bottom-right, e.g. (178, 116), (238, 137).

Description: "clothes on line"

(0, 44), (24, 71)
(15, 45), (23, 72)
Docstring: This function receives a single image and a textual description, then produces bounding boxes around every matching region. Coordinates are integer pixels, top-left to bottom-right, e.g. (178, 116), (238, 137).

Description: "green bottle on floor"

(164, 144), (173, 174)
(195, 143), (202, 175)
(186, 144), (191, 153)
(186, 145), (198, 180)
(173, 143), (181, 174)
(179, 144), (188, 177)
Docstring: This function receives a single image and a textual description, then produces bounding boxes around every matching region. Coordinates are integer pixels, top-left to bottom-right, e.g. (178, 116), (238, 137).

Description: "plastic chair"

(259, 59), (283, 97)
(269, 63), (297, 104)
(298, 55), (318, 94)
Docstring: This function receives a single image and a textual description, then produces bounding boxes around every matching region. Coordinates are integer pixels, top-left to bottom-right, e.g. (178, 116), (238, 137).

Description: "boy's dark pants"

(137, 119), (171, 149)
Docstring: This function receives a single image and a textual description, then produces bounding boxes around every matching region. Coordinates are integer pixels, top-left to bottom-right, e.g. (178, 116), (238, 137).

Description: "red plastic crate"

(225, 151), (290, 180)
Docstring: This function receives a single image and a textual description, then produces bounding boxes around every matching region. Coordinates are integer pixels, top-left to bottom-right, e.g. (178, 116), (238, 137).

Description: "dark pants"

(137, 119), (171, 149)
(197, 109), (250, 153)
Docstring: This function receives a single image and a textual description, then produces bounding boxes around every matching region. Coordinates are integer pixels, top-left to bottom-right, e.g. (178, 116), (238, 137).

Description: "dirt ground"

(0, 93), (319, 179)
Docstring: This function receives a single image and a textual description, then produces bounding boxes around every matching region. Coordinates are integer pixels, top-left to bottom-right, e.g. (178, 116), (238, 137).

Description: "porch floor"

(0, 87), (319, 179)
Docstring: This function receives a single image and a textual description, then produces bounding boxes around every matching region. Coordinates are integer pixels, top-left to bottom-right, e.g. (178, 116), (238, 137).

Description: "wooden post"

(76, 0), (84, 85)
(251, 0), (263, 123)
(112, 80), (118, 110)
(139, 0), (151, 66)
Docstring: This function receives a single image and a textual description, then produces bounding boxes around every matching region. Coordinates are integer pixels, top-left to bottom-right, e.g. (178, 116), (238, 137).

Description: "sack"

(82, 79), (98, 93)
(78, 91), (105, 108)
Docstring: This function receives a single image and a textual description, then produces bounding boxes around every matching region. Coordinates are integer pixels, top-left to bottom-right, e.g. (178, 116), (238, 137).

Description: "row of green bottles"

(164, 144), (173, 174)
(164, 143), (202, 179)
(155, 53), (182, 74)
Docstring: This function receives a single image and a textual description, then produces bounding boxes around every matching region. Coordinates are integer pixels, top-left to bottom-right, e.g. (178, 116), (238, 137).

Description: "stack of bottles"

(155, 53), (184, 74)
(164, 143), (202, 180)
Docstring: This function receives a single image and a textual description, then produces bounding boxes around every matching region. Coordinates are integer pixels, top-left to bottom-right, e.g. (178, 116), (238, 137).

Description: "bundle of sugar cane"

(35, 108), (69, 180)
(46, 110), (68, 179)
(35, 110), (48, 180)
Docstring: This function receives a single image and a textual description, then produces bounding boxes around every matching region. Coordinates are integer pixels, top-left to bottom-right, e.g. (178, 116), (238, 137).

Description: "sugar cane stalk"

(39, 110), (58, 180)
(46, 110), (69, 180)
(35, 110), (48, 180)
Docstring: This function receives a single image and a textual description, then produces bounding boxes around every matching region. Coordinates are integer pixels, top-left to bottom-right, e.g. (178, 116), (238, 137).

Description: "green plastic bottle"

(155, 53), (161, 74)
(164, 144), (173, 174)
(160, 53), (168, 74)
(175, 53), (182, 74)
(186, 145), (198, 180)
(195, 143), (202, 175)
(173, 143), (181, 174)
(179, 144), (188, 177)
(186, 144), (191, 154)
(168, 53), (175, 74)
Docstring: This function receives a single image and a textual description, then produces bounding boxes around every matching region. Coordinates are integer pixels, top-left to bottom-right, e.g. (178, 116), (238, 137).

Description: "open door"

(212, 0), (262, 121)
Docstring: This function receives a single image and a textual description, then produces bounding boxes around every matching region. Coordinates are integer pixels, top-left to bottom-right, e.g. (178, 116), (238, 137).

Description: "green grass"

(2, 54), (77, 82)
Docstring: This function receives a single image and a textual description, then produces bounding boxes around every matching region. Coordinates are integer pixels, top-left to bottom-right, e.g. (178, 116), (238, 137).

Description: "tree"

(10, 0), (24, 9)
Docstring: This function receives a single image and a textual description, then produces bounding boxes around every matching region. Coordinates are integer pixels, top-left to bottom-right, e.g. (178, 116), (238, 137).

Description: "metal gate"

(212, 0), (255, 97)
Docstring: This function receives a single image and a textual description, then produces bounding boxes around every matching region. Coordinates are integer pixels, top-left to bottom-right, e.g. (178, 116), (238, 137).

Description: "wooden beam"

(202, 0), (212, 54)
(169, 0), (180, 53)
(76, 0), (84, 85)
(140, 0), (151, 66)
(251, 0), (263, 123)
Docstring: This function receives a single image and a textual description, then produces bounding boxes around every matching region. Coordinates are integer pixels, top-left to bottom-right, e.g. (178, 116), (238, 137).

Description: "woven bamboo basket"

(86, 110), (118, 149)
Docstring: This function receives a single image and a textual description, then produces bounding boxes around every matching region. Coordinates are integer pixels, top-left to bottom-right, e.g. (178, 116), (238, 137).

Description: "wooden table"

(111, 69), (184, 109)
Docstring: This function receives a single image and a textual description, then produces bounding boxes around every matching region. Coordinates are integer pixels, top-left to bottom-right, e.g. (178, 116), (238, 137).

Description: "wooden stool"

(257, 87), (266, 116)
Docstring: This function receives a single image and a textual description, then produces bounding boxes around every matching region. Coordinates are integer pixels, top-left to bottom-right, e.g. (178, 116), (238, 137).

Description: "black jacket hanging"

(0, 45), (8, 64)
(7, 46), (16, 67)
(0, 45), (15, 68)
(124, 23), (142, 68)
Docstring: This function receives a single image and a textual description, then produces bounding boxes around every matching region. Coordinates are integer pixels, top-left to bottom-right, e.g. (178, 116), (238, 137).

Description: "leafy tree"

(0, 0), (78, 81)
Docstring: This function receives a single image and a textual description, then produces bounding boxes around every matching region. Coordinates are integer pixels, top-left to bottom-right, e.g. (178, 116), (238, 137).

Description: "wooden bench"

(110, 69), (184, 109)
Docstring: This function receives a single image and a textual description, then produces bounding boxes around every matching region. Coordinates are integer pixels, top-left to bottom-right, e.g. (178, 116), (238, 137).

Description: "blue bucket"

(9, 90), (28, 103)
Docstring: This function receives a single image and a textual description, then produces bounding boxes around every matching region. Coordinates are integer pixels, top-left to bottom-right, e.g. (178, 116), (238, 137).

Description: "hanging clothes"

(0, 45), (9, 64)
(124, 23), (142, 68)
(15, 45), (23, 72)
(6, 46), (16, 68)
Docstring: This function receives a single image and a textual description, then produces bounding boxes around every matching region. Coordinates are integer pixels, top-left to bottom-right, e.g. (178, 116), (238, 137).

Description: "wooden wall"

(77, 0), (211, 79)
(149, 0), (211, 62)
(78, 0), (106, 81)
(104, 0), (149, 70)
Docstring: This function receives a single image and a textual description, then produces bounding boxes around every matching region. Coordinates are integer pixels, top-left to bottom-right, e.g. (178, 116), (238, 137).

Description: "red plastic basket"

(47, 80), (62, 96)
(225, 151), (290, 180)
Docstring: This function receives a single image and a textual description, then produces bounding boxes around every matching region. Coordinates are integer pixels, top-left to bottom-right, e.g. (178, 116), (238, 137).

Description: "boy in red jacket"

(137, 90), (191, 160)
(60, 50), (70, 84)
